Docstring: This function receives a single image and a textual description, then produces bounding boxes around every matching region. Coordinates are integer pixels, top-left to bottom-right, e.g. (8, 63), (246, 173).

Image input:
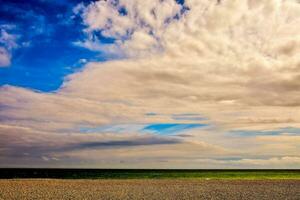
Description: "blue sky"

(0, 0), (186, 91)
(0, 0), (101, 91)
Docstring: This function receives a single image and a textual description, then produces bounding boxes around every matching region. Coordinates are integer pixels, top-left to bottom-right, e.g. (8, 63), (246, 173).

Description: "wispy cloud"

(0, 28), (18, 67)
(232, 127), (300, 137)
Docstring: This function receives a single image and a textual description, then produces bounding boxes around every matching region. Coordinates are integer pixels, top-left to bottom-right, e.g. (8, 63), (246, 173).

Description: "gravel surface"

(0, 179), (299, 200)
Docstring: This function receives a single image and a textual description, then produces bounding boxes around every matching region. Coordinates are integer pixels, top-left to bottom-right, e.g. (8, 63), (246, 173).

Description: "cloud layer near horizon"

(1, 0), (300, 168)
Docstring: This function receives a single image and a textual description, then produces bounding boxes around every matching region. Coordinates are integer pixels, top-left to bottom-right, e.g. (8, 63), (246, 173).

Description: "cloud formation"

(0, 0), (300, 168)
(0, 27), (18, 67)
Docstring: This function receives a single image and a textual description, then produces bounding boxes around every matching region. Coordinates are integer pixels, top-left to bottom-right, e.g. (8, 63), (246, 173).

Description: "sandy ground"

(0, 179), (299, 200)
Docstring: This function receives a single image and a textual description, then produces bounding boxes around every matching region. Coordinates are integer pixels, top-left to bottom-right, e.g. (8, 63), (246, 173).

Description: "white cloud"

(0, 28), (18, 67)
(76, 0), (183, 57)
(0, 29), (18, 50)
(231, 156), (300, 168)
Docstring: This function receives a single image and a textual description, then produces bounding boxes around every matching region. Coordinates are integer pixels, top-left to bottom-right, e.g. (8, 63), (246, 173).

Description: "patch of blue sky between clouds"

(79, 124), (145, 134)
(142, 123), (208, 135)
(79, 122), (208, 136)
(142, 113), (209, 135)
(231, 127), (300, 137)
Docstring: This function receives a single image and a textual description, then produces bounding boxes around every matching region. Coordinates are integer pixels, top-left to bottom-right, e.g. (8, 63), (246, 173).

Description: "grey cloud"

(63, 137), (181, 151)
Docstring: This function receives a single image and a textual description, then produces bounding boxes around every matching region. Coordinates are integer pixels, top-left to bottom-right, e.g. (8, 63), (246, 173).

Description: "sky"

(0, 0), (300, 169)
